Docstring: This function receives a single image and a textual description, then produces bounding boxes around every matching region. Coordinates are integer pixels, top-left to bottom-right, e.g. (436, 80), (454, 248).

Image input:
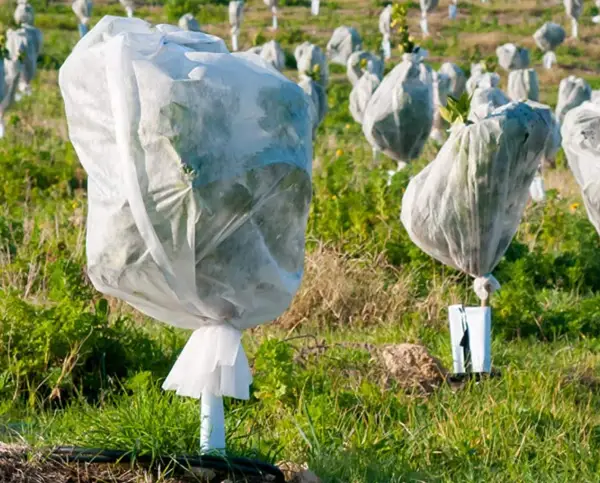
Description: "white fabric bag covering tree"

(466, 70), (500, 96)
(6, 25), (41, 98)
(496, 43), (529, 72)
(14, 1), (34, 26)
(419, 0), (439, 36)
(467, 86), (509, 122)
(72, 0), (93, 37)
(562, 101), (600, 234)
(430, 71), (451, 143)
(346, 51), (383, 86)
(120, 0), (134, 18)
(534, 22), (565, 69)
(449, 0), (458, 20)
(249, 40), (285, 71)
(59, 16), (312, 451)
(564, 0), (583, 38)
(299, 75), (327, 135)
(0, 54), (21, 138)
(264, 0), (279, 30)
(508, 69), (539, 102)
(179, 13), (201, 32)
(440, 62), (466, 99)
(556, 75), (591, 123)
(229, 1), (243, 52)
(295, 42), (328, 87)
(349, 71), (380, 125)
(362, 52), (433, 170)
(379, 5), (392, 59)
(326, 26), (362, 66)
(401, 101), (557, 373)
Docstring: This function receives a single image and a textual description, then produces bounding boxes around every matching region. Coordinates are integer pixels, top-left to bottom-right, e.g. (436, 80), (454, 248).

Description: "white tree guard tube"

(126, 6), (133, 17)
(272, 7), (278, 30)
(78, 23), (89, 37)
(311, 0), (319, 15)
(448, 305), (492, 373)
(529, 172), (546, 202)
(232, 32), (239, 51)
(543, 51), (557, 70)
(200, 389), (226, 453)
(571, 18), (578, 38)
(381, 37), (391, 60)
(420, 12), (428, 36)
(449, 3), (457, 19)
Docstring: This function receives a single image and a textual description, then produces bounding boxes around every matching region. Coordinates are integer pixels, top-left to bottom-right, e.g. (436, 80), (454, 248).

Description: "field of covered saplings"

(1, 0), (600, 481)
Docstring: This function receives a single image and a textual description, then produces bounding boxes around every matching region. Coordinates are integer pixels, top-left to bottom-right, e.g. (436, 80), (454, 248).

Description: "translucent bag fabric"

(431, 71), (451, 143)
(564, 0), (583, 19)
(467, 87), (509, 122)
(250, 40), (286, 71)
(496, 43), (529, 72)
(349, 71), (380, 124)
(556, 76), (591, 124)
(295, 42), (328, 87)
(362, 53), (433, 167)
(401, 102), (557, 300)
(14, 1), (34, 25)
(508, 69), (539, 102)
(72, 0), (92, 26)
(466, 71), (500, 96)
(534, 22), (565, 52)
(6, 26), (42, 94)
(592, 90), (600, 104)
(299, 75), (327, 135)
(58, 16), (313, 400)
(440, 62), (466, 99)
(326, 26), (362, 66)
(178, 13), (201, 32)
(420, 0), (439, 13)
(346, 51), (383, 86)
(561, 101), (600, 235)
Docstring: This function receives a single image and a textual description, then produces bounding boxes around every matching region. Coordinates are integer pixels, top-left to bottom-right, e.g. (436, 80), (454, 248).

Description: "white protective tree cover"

(534, 22), (566, 52)
(561, 101), (600, 235)
(229, 1), (244, 35)
(250, 40), (285, 71)
(295, 42), (328, 87)
(440, 62), (466, 99)
(379, 5), (391, 39)
(72, 0), (92, 26)
(58, 16), (313, 400)
(401, 101), (558, 300)
(420, 0), (439, 13)
(178, 13), (201, 32)
(264, 0), (278, 8)
(346, 51), (384, 86)
(362, 53), (433, 167)
(508, 69), (539, 102)
(467, 87), (509, 122)
(349, 70), (380, 124)
(0, 59), (21, 137)
(298, 75), (327, 135)
(556, 75), (591, 124)
(431, 71), (451, 143)
(496, 43), (529, 72)
(14, 1), (34, 25)
(326, 26), (362, 66)
(592, 90), (600, 104)
(466, 71), (500, 96)
(564, 0), (583, 19)
(119, 0), (135, 15)
(6, 26), (42, 92)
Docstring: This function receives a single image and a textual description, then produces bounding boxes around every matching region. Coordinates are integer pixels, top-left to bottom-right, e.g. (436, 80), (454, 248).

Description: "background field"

(1, 0), (600, 481)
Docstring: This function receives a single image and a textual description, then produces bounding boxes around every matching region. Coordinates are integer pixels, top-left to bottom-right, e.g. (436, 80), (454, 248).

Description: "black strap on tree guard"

(50, 446), (286, 482)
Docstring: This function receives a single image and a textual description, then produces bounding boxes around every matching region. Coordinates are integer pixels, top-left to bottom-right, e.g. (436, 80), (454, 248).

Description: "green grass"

(1, 0), (600, 481)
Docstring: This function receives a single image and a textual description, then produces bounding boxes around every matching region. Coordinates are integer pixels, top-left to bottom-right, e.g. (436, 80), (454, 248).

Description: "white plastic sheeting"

(119, 0), (134, 17)
(6, 25), (42, 97)
(431, 71), (451, 143)
(0, 58), (21, 138)
(534, 22), (566, 52)
(556, 75), (591, 124)
(14, 1), (34, 25)
(564, 0), (583, 37)
(401, 101), (557, 301)
(229, 1), (243, 52)
(72, 0), (93, 37)
(299, 75), (327, 135)
(349, 71), (380, 124)
(249, 40), (286, 71)
(561, 101), (600, 235)
(496, 43), (529, 71)
(439, 62), (466, 99)
(379, 5), (392, 59)
(466, 71), (500, 96)
(295, 42), (328, 87)
(362, 53), (433, 168)
(508, 69), (539, 102)
(179, 13), (201, 32)
(346, 51), (384, 86)
(326, 26), (362, 66)
(58, 16), (313, 401)
(264, 0), (278, 29)
(419, 0), (439, 36)
(468, 87), (509, 122)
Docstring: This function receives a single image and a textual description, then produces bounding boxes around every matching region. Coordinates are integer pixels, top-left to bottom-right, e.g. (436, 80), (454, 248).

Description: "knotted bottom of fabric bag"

(162, 324), (252, 400)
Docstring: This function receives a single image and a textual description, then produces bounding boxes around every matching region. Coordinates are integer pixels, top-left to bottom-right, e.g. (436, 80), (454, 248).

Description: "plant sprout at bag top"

(59, 17), (313, 401)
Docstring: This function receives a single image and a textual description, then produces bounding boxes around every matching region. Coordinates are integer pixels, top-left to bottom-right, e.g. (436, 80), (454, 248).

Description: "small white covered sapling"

(72, 0), (93, 37)
(349, 71), (380, 125)
(430, 71), (451, 143)
(326, 26), (362, 66)
(229, 0), (244, 52)
(379, 5), (392, 60)
(439, 62), (466, 99)
(0, 36), (21, 138)
(179, 13), (201, 32)
(59, 16), (313, 452)
(496, 43), (529, 72)
(556, 75), (591, 124)
(508, 69), (539, 102)
(401, 101), (559, 374)
(6, 23), (42, 99)
(249, 40), (286, 71)
(14, 0), (34, 26)
(564, 0), (583, 38)
(466, 69), (500, 96)
(299, 75), (327, 135)
(346, 51), (384, 86)
(534, 22), (566, 70)
(295, 42), (328, 88)
(264, 0), (279, 30)
(449, 0), (458, 20)
(419, 0), (439, 37)
(467, 86), (509, 122)
(119, 0), (134, 17)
